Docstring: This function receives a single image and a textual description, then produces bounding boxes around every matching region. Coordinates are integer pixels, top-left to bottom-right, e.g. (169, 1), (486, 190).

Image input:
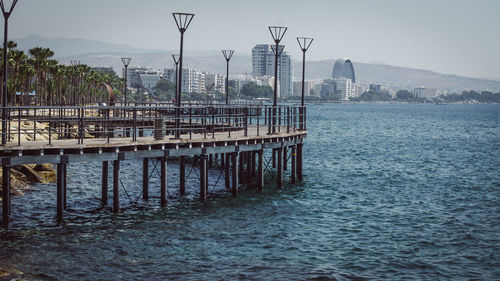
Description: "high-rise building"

(330, 58), (358, 100)
(332, 58), (356, 83)
(251, 44), (293, 98)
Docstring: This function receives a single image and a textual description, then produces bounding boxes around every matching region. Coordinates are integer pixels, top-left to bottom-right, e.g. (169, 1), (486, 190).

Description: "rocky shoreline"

(0, 163), (56, 199)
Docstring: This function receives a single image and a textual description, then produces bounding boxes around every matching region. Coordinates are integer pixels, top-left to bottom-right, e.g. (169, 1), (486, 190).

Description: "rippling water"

(1, 103), (499, 280)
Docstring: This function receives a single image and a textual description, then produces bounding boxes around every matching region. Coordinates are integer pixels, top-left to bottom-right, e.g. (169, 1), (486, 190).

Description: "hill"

(13, 35), (500, 92)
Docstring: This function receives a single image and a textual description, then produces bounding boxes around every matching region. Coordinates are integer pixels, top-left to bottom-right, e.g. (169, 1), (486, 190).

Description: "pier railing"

(0, 104), (306, 146)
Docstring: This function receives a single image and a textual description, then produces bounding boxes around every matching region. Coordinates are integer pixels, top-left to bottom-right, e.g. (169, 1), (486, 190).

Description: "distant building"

(91, 66), (117, 78)
(163, 67), (226, 94)
(336, 77), (358, 100)
(124, 67), (162, 90)
(413, 87), (437, 99)
(330, 58), (358, 100)
(229, 79), (240, 91)
(369, 84), (382, 92)
(332, 58), (356, 83)
(251, 44), (293, 98)
(293, 81), (314, 97)
(204, 72), (225, 93)
(139, 73), (161, 90)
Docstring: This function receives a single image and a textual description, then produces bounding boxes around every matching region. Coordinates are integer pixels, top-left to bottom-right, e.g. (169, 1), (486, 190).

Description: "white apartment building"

(251, 44), (293, 98)
(336, 77), (358, 100)
(204, 72), (226, 93)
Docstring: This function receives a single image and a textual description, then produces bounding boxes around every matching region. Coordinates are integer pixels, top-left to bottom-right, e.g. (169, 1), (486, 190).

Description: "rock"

(0, 266), (24, 278)
(38, 170), (57, 183)
(11, 165), (44, 183)
(33, 163), (54, 172)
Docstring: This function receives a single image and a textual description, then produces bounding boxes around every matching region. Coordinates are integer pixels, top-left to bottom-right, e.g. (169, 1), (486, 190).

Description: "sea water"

(1, 103), (499, 280)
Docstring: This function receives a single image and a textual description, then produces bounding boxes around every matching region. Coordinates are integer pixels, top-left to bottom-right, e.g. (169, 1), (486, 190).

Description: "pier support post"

(102, 161), (108, 205)
(283, 147), (287, 171)
(257, 150), (264, 192)
(297, 143), (303, 181)
(208, 154), (213, 168)
(224, 153), (230, 191)
(113, 160), (120, 212)
(291, 145), (296, 184)
(57, 163), (64, 222)
(232, 151), (239, 197)
(63, 164), (67, 209)
(160, 157), (167, 206)
(277, 147), (283, 189)
(246, 151), (252, 183)
(272, 148), (276, 168)
(179, 156), (186, 195)
(2, 164), (10, 226)
(200, 154), (207, 202)
(239, 151), (245, 184)
(221, 153), (225, 166)
(142, 158), (149, 200)
(251, 151), (256, 178)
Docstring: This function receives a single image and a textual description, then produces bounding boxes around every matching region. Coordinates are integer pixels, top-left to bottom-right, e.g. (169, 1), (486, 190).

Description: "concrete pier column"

(102, 161), (108, 205)
(57, 163), (64, 222)
(160, 157), (167, 206)
(232, 151), (239, 197)
(277, 147), (283, 189)
(142, 158), (149, 200)
(179, 156), (186, 195)
(224, 153), (230, 190)
(200, 154), (207, 202)
(297, 143), (303, 181)
(113, 160), (120, 212)
(257, 150), (264, 193)
(2, 164), (10, 226)
(291, 145), (296, 184)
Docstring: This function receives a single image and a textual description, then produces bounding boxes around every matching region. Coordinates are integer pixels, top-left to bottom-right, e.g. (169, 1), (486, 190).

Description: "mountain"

(294, 60), (500, 92)
(13, 34), (162, 57)
(12, 35), (500, 93)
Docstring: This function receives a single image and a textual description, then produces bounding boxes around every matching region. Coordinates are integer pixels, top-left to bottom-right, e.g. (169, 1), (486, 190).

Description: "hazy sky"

(9, 0), (500, 80)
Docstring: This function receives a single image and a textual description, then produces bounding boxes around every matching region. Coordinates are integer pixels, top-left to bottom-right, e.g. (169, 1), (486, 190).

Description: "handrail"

(0, 104), (306, 147)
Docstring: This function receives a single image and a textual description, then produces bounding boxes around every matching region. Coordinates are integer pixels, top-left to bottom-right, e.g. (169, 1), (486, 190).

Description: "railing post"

(244, 107), (248, 137)
(133, 106), (137, 142)
(17, 108), (20, 146)
(287, 106), (290, 133)
(48, 107), (52, 145)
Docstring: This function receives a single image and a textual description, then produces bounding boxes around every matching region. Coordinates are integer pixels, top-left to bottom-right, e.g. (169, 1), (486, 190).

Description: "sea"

(1, 103), (499, 280)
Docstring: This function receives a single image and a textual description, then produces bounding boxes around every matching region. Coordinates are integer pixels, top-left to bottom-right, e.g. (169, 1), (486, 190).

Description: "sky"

(8, 0), (500, 80)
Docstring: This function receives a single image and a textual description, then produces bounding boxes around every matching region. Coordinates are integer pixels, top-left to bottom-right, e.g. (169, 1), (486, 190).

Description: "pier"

(0, 103), (306, 226)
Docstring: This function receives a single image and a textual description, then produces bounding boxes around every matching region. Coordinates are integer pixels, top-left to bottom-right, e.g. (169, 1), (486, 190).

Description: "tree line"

(0, 41), (123, 106)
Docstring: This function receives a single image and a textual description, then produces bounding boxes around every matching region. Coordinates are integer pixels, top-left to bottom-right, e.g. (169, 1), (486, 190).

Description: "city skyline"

(8, 0), (500, 80)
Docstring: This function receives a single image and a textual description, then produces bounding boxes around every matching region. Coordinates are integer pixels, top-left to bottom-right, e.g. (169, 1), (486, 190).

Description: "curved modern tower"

(331, 58), (355, 83)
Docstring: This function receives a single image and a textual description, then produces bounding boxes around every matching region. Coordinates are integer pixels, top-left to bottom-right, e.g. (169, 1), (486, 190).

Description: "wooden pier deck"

(1, 104), (307, 226)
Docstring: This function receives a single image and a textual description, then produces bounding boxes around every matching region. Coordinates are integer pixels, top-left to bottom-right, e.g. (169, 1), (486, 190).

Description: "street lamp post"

(1, 0), (17, 145)
(121, 57), (131, 106)
(297, 37), (313, 130)
(171, 54), (179, 104)
(70, 60), (80, 106)
(222, 50), (234, 105)
(172, 12), (194, 139)
(268, 26), (287, 133)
